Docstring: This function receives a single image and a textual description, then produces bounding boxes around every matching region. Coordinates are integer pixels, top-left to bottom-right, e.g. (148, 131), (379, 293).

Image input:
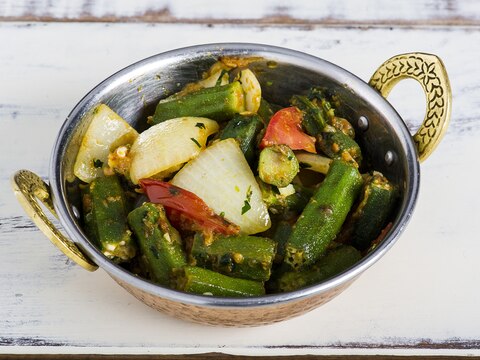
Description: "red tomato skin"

(139, 179), (239, 235)
(260, 107), (316, 153)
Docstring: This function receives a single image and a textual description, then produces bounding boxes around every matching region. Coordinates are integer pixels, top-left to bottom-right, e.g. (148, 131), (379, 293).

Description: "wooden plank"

(0, 22), (479, 356)
(0, 356), (475, 360)
(0, 0), (480, 26)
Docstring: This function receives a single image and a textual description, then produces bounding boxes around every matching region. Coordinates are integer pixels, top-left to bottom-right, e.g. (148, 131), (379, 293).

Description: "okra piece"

(81, 184), (97, 244)
(290, 95), (327, 136)
(272, 221), (293, 264)
(258, 145), (299, 188)
(257, 98), (275, 124)
(219, 114), (264, 165)
(258, 180), (313, 216)
(83, 175), (136, 262)
(274, 245), (361, 292)
(127, 203), (187, 286)
(257, 179), (286, 214)
(176, 266), (265, 297)
(307, 87), (336, 123)
(290, 93), (359, 164)
(307, 88), (355, 137)
(351, 172), (396, 250)
(283, 184), (314, 214)
(317, 128), (362, 167)
(191, 232), (276, 282)
(151, 81), (245, 124)
(330, 116), (356, 138)
(285, 160), (363, 269)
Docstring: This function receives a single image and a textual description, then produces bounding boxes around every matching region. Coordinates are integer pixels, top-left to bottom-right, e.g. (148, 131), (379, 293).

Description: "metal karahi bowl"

(12, 43), (451, 326)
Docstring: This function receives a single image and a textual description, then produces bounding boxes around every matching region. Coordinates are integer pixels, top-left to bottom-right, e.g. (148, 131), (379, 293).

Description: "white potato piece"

(73, 104), (138, 183)
(172, 138), (271, 235)
(239, 69), (261, 113)
(129, 117), (219, 184)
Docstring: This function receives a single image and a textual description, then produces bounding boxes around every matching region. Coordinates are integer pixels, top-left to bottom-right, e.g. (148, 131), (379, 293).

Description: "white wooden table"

(1, 1), (479, 357)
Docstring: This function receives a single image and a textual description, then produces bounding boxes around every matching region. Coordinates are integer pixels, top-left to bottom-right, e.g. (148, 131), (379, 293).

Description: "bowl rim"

(50, 42), (420, 308)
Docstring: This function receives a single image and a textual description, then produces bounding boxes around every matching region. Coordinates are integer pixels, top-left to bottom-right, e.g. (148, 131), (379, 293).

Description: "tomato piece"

(260, 107), (316, 153)
(139, 179), (240, 235)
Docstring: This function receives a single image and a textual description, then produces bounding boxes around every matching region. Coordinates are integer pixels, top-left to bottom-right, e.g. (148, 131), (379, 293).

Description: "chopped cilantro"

(219, 211), (225, 217)
(241, 186), (253, 215)
(195, 122), (206, 129)
(246, 185), (252, 201)
(190, 138), (201, 148)
(241, 201), (251, 215)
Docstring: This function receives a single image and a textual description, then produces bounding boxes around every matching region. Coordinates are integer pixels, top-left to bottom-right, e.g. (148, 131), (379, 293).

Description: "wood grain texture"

(2, 356), (472, 360)
(0, 0), (480, 26)
(0, 22), (479, 356)
(0, 356), (477, 360)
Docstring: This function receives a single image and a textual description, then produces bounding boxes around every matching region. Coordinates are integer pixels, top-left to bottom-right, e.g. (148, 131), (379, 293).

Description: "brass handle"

(12, 170), (98, 271)
(369, 53), (452, 162)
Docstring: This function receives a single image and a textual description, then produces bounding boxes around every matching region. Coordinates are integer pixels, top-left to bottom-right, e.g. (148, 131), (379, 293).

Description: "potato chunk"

(129, 117), (219, 184)
(74, 104), (138, 183)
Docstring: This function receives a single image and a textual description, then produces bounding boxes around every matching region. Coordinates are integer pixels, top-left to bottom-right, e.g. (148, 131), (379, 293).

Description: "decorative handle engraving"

(12, 170), (97, 271)
(369, 53), (452, 162)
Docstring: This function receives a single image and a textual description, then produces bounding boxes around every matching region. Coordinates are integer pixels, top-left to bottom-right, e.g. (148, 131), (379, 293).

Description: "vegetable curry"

(74, 57), (396, 297)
